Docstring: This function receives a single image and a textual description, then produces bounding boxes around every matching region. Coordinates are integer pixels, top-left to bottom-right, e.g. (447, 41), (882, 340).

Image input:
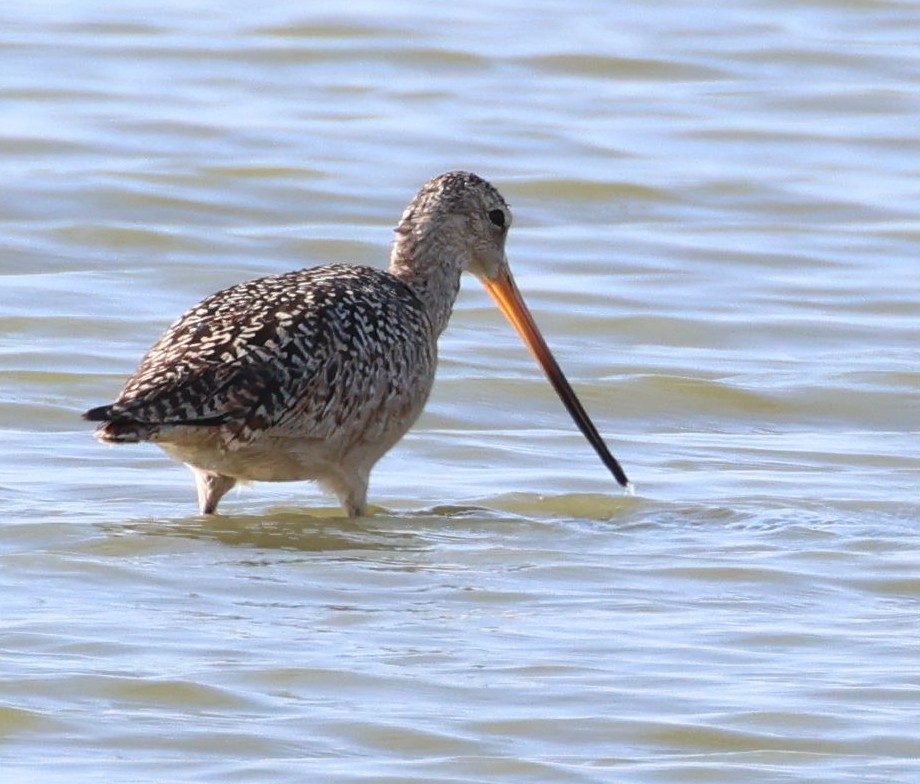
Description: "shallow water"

(2, 1), (919, 782)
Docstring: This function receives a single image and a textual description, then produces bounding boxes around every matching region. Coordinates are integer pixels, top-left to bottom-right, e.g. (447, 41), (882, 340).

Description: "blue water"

(1, 1), (919, 782)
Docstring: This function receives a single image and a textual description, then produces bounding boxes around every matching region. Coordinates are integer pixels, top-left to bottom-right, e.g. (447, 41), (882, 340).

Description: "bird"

(84, 171), (629, 516)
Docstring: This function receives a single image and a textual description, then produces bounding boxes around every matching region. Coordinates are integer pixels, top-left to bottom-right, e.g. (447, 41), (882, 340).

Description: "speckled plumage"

(93, 266), (433, 448)
(85, 171), (628, 515)
(86, 172), (511, 515)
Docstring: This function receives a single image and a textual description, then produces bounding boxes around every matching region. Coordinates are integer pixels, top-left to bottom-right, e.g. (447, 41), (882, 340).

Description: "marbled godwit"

(84, 171), (629, 515)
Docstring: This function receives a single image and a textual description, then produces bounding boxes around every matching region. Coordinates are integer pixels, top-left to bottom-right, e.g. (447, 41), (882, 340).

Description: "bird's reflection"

(111, 506), (433, 553)
(106, 503), (513, 554)
(102, 493), (635, 553)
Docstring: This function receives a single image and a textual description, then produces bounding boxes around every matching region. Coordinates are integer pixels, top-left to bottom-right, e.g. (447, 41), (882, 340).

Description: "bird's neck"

(388, 228), (465, 339)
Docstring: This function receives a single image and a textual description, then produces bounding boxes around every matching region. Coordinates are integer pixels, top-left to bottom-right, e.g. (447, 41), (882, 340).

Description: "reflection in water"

(104, 492), (645, 552)
(110, 508), (430, 553)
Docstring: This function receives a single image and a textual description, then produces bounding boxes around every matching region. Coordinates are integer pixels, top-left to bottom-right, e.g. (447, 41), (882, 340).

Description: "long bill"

(479, 266), (630, 488)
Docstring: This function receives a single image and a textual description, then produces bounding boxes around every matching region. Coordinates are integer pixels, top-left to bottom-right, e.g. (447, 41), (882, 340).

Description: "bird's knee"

(191, 468), (236, 515)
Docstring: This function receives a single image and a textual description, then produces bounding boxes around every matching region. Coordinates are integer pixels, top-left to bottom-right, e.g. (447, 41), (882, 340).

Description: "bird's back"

(87, 264), (437, 458)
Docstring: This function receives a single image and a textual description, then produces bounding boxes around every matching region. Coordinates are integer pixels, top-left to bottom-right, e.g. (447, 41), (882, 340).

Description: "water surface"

(1, 1), (919, 782)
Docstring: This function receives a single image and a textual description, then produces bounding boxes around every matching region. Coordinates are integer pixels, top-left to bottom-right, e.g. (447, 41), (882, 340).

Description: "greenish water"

(1, 1), (918, 782)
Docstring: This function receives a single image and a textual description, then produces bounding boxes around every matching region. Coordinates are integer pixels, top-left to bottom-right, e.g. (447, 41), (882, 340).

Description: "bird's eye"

(488, 209), (506, 229)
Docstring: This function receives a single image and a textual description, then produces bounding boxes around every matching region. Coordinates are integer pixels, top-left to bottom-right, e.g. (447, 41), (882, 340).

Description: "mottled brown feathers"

(88, 264), (434, 449)
(84, 171), (521, 516)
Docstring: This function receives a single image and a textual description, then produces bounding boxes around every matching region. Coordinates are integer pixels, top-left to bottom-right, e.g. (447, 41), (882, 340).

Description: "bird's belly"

(155, 387), (429, 484)
(160, 437), (339, 482)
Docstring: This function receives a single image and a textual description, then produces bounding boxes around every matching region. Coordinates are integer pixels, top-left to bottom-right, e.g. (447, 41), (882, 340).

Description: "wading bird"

(84, 171), (628, 515)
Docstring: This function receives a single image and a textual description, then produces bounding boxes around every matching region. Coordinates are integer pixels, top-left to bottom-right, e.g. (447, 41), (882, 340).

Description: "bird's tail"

(83, 404), (153, 444)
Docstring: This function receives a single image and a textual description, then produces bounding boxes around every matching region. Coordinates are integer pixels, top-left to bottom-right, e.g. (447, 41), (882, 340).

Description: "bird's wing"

(103, 265), (434, 446)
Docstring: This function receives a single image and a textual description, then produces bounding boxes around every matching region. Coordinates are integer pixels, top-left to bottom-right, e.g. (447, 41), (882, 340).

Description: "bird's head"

(390, 170), (630, 489)
(391, 170), (512, 283)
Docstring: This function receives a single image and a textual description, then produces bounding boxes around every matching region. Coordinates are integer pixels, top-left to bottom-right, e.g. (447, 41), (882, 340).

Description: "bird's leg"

(190, 468), (237, 514)
(321, 468), (369, 517)
(342, 493), (368, 518)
